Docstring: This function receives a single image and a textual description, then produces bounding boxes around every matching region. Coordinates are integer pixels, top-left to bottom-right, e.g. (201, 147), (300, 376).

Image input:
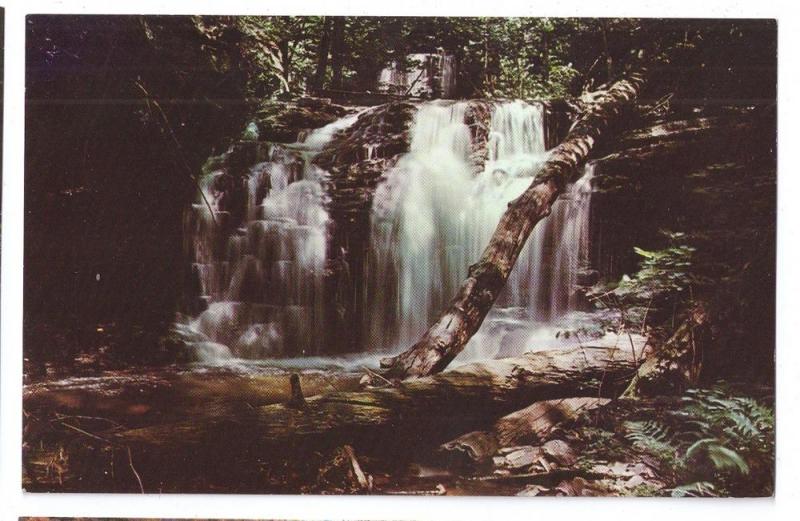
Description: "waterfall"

(182, 113), (360, 362)
(377, 51), (458, 98)
(365, 100), (595, 359)
(181, 99), (596, 366)
(367, 101), (474, 347)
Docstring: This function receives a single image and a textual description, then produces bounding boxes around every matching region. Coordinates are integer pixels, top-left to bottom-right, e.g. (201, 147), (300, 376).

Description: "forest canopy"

(223, 16), (777, 101)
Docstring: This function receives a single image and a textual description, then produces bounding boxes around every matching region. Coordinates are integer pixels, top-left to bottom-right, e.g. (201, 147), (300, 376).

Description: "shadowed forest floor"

(24, 357), (773, 496)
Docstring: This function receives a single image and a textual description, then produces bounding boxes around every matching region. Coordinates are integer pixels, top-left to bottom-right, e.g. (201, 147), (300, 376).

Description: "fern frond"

(670, 481), (717, 498)
(706, 444), (749, 474)
(685, 438), (749, 474)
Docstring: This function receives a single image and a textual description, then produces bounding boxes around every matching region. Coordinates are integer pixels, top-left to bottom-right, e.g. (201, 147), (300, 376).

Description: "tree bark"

(311, 17), (333, 93)
(116, 344), (644, 451)
(600, 20), (614, 82)
(330, 17), (346, 90)
(278, 40), (292, 93)
(380, 69), (647, 379)
(542, 30), (550, 83)
(440, 397), (609, 466)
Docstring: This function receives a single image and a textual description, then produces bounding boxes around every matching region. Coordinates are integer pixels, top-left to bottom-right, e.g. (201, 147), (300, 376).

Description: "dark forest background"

(24, 16), (777, 366)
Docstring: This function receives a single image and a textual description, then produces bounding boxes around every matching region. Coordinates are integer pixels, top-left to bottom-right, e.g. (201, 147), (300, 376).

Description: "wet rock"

(493, 446), (544, 470)
(576, 269), (600, 286)
(541, 439), (577, 466)
(464, 100), (493, 174)
(254, 98), (352, 143)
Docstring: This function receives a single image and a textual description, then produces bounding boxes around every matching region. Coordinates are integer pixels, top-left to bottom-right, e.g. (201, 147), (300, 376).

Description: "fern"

(671, 481), (718, 498)
(621, 383), (773, 496)
(623, 420), (679, 466)
(685, 438), (749, 474)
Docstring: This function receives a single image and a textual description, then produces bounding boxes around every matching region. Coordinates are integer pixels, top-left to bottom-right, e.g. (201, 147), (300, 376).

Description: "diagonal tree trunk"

(380, 68), (647, 379)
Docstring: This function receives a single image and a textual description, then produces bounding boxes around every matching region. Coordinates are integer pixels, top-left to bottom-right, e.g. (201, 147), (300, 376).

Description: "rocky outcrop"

(585, 101), (776, 385)
(313, 101), (418, 352)
(254, 97), (354, 142)
(464, 100), (494, 174)
(315, 101), (417, 218)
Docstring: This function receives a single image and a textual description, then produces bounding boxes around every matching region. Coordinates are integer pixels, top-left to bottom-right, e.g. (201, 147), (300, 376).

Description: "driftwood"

(380, 69), (647, 379)
(440, 397), (610, 466)
(117, 343), (645, 452)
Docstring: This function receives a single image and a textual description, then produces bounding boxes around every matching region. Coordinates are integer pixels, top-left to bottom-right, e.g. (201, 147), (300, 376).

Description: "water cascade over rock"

(365, 100), (596, 360)
(181, 113), (360, 361)
(180, 99), (597, 365)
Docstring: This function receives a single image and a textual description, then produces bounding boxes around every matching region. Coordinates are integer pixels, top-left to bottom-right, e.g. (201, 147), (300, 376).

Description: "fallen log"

(380, 68), (647, 379)
(117, 343), (645, 452)
(440, 397), (610, 466)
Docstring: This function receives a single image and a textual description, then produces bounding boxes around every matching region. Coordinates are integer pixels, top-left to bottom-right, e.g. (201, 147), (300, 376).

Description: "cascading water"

(179, 113), (360, 363)
(377, 51), (458, 98)
(180, 98), (598, 367)
(366, 100), (596, 360)
(366, 101), (474, 347)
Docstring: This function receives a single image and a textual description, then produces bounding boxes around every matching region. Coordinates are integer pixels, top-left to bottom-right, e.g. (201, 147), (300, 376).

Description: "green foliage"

(670, 481), (717, 498)
(622, 384), (774, 496)
(624, 483), (663, 497)
(624, 420), (678, 463)
(586, 230), (701, 341)
(464, 18), (581, 99)
(202, 16), (774, 102)
(615, 231), (698, 303)
(576, 426), (630, 463)
(237, 16), (324, 97)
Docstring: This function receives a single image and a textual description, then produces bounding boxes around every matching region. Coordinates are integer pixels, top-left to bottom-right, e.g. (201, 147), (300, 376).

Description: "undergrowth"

(621, 383), (774, 496)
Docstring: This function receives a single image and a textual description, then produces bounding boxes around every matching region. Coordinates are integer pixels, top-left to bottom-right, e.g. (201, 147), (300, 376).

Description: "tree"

(310, 16), (332, 93)
(329, 17), (346, 90)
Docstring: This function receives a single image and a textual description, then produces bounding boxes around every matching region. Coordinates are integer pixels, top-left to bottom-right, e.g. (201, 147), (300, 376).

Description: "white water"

(183, 114), (360, 361)
(365, 100), (595, 360)
(183, 100), (597, 367)
(378, 52), (457, 98)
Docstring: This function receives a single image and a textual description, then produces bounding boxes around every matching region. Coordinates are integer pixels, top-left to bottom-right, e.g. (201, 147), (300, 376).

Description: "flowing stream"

(179, 100), (599, 367)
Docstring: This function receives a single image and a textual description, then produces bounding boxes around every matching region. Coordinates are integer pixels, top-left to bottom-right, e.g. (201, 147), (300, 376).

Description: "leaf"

(671, 481), (717, 497)
(634, 246), (657, 259)
(706, 444), (749, 474)
(686, 438), (749, 475)
(685, 438), (718, 460)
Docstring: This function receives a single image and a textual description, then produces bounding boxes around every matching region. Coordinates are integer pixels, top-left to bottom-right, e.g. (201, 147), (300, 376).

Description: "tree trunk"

(311, 17), (333, 93)
(440, 397), (609, 466)
(117, 344), (644, 451)
(600, 20), (614, 82)
(542, 30), (550, 83)
(380, 69), (647, 379)
(278, 40), (292, 93)
(330, 17), (346, 90)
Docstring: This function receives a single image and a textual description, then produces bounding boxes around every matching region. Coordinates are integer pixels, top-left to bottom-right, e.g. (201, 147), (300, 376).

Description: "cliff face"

(591, 101), (776, 382)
